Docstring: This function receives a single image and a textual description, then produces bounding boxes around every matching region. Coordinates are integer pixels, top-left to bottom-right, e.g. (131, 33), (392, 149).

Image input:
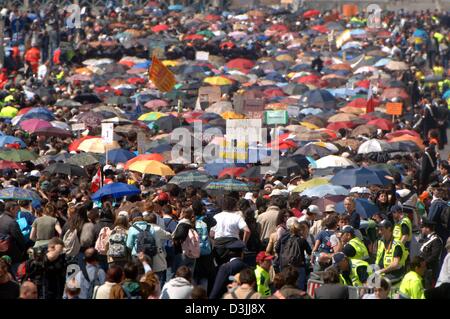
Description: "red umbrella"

(94, 86), (122, 95)
(263, 88), (286, 98)
(144, 99), (169, 109)
(303, 10), (320, 18)
(377, 30), (391, 38)
(0, 160), (26, 170)
(127, 77), (146, 85)
(367, 118), (393, 131)
(346, 98), (380, 108)
(297, 74), (321, 84)
(218, 167), (247, 178)
(20, 119), (52, 133)
(381, 87), (409, 100)
(183, 111), (203, 119)
(311, 25), (329, 33)
(226, 58), (255, 71)
(18, 107), (33, 115)
(151, 24), (169, 33)
(326, 121), (355, 131)
(359, 113), (380, 121)
(385, 130), (421, 139)
(268, 24), (289, 33)
(69, 136), (97, 152)
(268, 140), (298, 150)
(220, 41), (235, 49)
(183, 34), (205, 41)
(204, 14), (221, 22)
(355, 79), (370, 89)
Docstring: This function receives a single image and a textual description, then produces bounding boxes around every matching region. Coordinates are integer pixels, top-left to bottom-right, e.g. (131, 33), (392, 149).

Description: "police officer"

(375, 220), (409, 284)
(341, 225), (370, 261)
(391, 205), (412, 249)
(332, 252), (372, 287)
(418, 219), (443, 288)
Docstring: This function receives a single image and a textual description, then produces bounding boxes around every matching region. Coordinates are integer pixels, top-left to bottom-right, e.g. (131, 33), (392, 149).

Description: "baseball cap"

(286, 216), (299, 229)
(307, 205), (320, 214)
(157, 192), (169, 201)
(270, 189), (283, 197)
(332, 252), (346, 266)
(324, 204), (336, 213)
(273, 180), (286, 189)
(390, 205), (403, 214)
(341, 225), (355, 235)
(378, 219), (393, 229)
(256, 251), (274, 263)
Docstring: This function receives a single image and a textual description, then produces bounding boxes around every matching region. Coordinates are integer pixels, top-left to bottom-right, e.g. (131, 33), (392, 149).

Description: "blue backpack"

(195, 217), (211, 256)
(16, 211), (32, 241)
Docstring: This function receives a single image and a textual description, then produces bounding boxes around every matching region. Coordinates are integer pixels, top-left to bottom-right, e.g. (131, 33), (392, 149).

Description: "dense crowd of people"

(0, 2), (450, 300)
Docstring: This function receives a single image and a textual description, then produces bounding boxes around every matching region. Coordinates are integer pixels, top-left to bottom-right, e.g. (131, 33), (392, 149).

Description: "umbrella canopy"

(0, 149), (37, 162)
(77, 138), (121, 154)
(295, 142), (336, 157)
(315, 155), (355, 169)
(357, 139), (391, 154)
(128, 160), (175, 176)
(168, 170), (212, 188)
(0, 160), (26, 170)
(218, 167), (247, 178)
(91, 182), (141, 200)
(301, 184), (350, 197)
(204, 179), (257, 192)
(0, 187), (41, 201)
(385, 60), (409, 71)
(292, 177), (330, 193)
(138, 112), (167, 121)
(276, 158), (306, 177)
(330, 167), (391, 187)
(33, 127), (73, 138)
(0, 106), (19, 118)
(44, 163), (88, 177)
(66, 153), (100, 166)
(124, 153), (165, 169)
(367, 118), (393, 131)
(328, 113), (359, 123)
(304, 89), (337, 109)
(0, 136), (26, 148)
(154, 115), (184, 132)
(105, 149), (136, 164)
(336, 198), (378, 218)
(19, 119), (52, 132)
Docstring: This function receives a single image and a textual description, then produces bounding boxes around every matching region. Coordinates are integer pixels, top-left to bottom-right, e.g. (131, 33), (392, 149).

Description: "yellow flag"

(149, 55), (176, 92)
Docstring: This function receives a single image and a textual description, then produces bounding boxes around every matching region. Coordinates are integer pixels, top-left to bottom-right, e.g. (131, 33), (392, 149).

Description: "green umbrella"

(0, 149), (38, 162)
(66, 153), (100, 166)
(169, 170), (212, 188)
(197, 30), (215, 38)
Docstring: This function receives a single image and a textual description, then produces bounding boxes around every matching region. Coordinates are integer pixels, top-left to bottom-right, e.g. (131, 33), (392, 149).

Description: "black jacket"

(314, 283), (349, 299)
(0, 212), (27, 263)
(419, 232), (443, 277)
(209, 258), (248, 299)
(172, 220), (192, 255)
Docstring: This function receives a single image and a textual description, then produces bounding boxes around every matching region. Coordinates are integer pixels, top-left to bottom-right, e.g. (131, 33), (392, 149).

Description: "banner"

(149, 55), (176, 92)
(264, 110), (289, 125)
(101, 123), (114, 144)
(386, 102), (403, 116)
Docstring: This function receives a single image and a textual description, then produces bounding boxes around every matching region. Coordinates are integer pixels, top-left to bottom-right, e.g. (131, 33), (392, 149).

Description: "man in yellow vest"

(375, 220), (409, 284)
(332, 252), (372, 287)
(391, 205), (412, 249)
(254, 251), (273, 297)
(399, 256), (426, 299)
(341, 225), (370, 261)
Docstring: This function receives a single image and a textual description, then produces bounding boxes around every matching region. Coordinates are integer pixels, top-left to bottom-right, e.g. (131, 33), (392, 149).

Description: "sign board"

(386, 102), (403, 116)
(71, 123), (86, 131)
(264, 110), (289, 125)
(196, 51), (210, 61)
(101, 123), (114, 144)
(226, 119), (263, 144)
(287, 105), (300, 118)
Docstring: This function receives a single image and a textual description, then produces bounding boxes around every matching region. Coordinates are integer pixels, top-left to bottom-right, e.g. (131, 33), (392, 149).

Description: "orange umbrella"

(124, 153), (165, 169)
(329, 63), (352, 71)
(388, 135), (425, 149)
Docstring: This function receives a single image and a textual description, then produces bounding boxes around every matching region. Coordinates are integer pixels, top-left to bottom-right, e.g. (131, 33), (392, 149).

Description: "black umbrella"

(76, 111), (104, 127)
(44, 163), (88, 177)
(282, 83), (310, 95)
(287, 154), (311, 168)
(155, 115), (185, 133)
(276, 158), (304, 177)
(106, 96), (132, 105)
(73, 93), (102, 104)
(55, 99), (82, 108)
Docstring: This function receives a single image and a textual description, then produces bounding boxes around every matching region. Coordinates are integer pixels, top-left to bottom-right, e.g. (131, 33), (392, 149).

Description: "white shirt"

(436, 253), (450, 287)
(212, 211), (248, 239)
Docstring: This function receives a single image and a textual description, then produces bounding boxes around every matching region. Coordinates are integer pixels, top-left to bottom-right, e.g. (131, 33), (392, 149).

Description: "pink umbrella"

(20, 119), (52, 133)
(144, 99), (169, 109)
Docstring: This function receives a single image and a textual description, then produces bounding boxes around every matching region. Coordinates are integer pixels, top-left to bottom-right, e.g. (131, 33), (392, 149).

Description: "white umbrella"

(315, 155), (356, 169)
(82, 58), (115, 67)
(385, 60), (409, 71)
(358, 139), (391, 154)
(51, 121), (71, 130)
(301, 184), (350, 197)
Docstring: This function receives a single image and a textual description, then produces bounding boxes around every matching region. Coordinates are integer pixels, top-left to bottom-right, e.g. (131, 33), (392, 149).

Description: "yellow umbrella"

(275, 54), (294, 63)
(162, 60), (180, 67)
(300, 121), (320, 130)
(221, 111), (245, 119)
(292, 177), (330, 193)
(203, 76), (233, 86)
(77, 138), (121, 153)
(128, 160), (175, 176)
(138, 112), (166, 121)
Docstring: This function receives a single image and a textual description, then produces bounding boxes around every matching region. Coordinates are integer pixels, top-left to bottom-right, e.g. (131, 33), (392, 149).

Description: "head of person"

(378, 220), (394, 240)
(374, 278), (390, 299)
(344, 197), (355, 214)
(20, 281), (38, 299)
(238, 268), (257, 287)
(322, 267), (340, 284)
(114, 214), (129, 229)
(84, 248), (98, 265)
(124, 262), (139, 281)
(276, 208), (292, 227)
(340, 225), (355, 243)
(65, 277), (81, 299)
(221, 195), (237, 212)
(140, 271), (160, 298)
(332, 252), (350, 271)
(306, 204), (320, 221)
(323, 214), (339, 231)
(281, 266), (299, 287)
(411, 256), (427, 277)
(256, 251), (273, 271)
(377, 191), (389, 204)
(191, 286), (208, 300)
(106, 265), (124, 284)
(390, 205), (403, 222)
(338, 214), (351, 229)
(5, 201), (20, 218)
(175, 265), (192, 283)
(421, 219), (436, 236)
(439, 161), (450, 177)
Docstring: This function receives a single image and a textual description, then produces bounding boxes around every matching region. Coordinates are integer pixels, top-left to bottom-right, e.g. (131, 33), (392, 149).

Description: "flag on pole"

(91, 167), (102, 193)
(149, 55), (176, 92)
(366, 81), (375, 113)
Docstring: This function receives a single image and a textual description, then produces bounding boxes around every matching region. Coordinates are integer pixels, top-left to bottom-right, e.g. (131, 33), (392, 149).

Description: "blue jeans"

(296, 266), (307, 291)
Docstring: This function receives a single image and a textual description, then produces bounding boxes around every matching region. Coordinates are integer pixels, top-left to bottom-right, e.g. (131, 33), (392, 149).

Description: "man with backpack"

(74, 248), (105, 299)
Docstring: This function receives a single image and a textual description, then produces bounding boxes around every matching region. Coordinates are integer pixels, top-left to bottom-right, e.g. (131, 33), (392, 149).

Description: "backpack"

(195, 217), (211, 256)
(95, 227), (112, 255)
(81, 266), (101, 299)
(63, 229), (81, 257)
(121, 283), (142, 299)
(133, 224), (157, 257)
(182, 228), (200, 259)
(16, 211), (31, 241)
(280, 235), (304, 269)
(107, 229), (128, 259)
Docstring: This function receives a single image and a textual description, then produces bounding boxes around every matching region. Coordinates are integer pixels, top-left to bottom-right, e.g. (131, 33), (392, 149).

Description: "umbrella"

(303, 9), (320, 18)
(128, 160), (175, 176)
(350, 124), (379, 138)
(168, 170), (212, 188)
(385, 60), (409, 71)
(335, 198), (378, 218)
(203, 162), (245, 176)
(55, 99), (82, 108)
(203, 76), (233, 86)
(77, 138), (121, 154)
(0, 160), (26, 170)
(0, 187), (41, 201)
(44, 163), (88, 177)
(33, 127), (73, 138)
(145, 99), (169, 109)
(226, 58), (255, 71)
(105, 149), (136, 164)
(91, 183), (141, 200)
(154, 115), (184, 132)
(218, 167), (247, 178)
(389, 141), (422, 152)
(367, 118), (393, 131)
(312, 195), (347, 212)
(276, 158), (306, 177)
(0, 149), (37, 162)
(294, 143), (335, 157)
(76, 112), (104, 127)
(357, 139), (391, 154)
(0, 136), (26, 148)
(204, 179), (257, 192)
(292, 177), (330, 193)
(66, 153), (100, 166)
(302, 115), (326, 128)
(315, 155), (355, 169)
(301, 184), (350, 197)
(380, 88), (409, 100)
(304, 89), (337, 109)
(138, 112), (167, 122)
(19, 119), (52, 133)
(124, 153), (165, 169)
(328, 113), (359, 123)
(330, 167), (391, 187)
(68, 136), (97, 152)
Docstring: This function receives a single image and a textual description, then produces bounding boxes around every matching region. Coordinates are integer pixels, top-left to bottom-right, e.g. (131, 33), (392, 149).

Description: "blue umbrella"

(147, 143), (172, 153)
(104, 149), (136, 164)
(304, 89), (337, 109)
(0, 136), (26, 148)
(301, 184), (349, 197)
(204, 179), (258, 192)
(330, 167), (391, 187)
(168, 4), (184, 11)
(299, 107), (323, 115)
(20, 112), (54, 123)
(133, 61), (151, 69)
(335, 198), (378, 218)
(0, 187), (41, 201)
(374, 58), (391, 67)
(91, 182), (141, 200)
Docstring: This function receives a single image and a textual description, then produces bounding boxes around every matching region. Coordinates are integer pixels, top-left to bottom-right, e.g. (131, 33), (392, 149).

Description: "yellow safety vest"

(347, 237), (370, 261)
(254, 265), (271, 297)
(399, 271), (425, 299)
(433, 66), (444, 77)
(339, 259), (373, 287)
(376, 239), (408, 269)
(434, 32), (444, 43)
(393, 217), (412, 244)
